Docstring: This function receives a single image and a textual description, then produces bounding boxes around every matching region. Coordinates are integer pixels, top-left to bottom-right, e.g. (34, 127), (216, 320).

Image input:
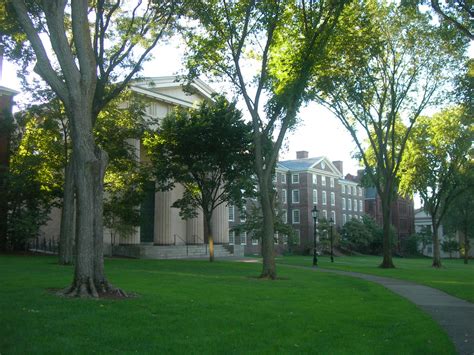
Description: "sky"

(2, 37), (472, 205)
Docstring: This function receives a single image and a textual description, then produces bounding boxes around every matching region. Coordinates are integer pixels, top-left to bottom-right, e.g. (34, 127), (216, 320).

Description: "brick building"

(364, 187), (415, 251)
(229, 151), (366, 254)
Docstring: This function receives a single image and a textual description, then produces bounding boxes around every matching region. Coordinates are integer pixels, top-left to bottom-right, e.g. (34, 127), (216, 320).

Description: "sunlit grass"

(0, 254), (456, 354)
(276, 255), (474, 302)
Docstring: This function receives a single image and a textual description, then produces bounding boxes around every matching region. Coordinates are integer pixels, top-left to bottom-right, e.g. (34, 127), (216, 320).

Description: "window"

(342, 197), (346, 210)
(342, 184), (346, 194)
(358, 187), (362, 196)
(292, 209), (300, 224)
(354, 199), (358, 212)
(330, 192), (335, 206)
(312, 174), (317, 185)
(293, 230), (301, 245)
(359, 200), (363, 212)
(281, 210), (287, 224)
(348, 199), (352, 211)
(347, 185), (351, 195)
(229, 231), (235, 245)
(322, 210), (327, 219)
(252, 236), (259, 245)
(240, 232), (247, 245)
(343, 214), (347, 224)
(353, 186), (357, 195)
(322, 191), (327, 205)
(322, 176), (326, 186)
(281, 189), (287, 204)
(330, 178), (335, 188)
(331, 210), (336, 224)
(313, 189), (318, 204)
(228, 205), (235, 222)
(281, 234), (288, 245)
(240, 206), (247, 222)
(281, 173), (286, 184)
(348, 214), (352, 220)
(292, 189), (300, 204)
(292, 173), (299, 184)
(274, 232), (279, 244)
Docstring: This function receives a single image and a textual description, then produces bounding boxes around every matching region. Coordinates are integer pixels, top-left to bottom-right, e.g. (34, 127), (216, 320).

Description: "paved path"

(288, 265), (474, 355)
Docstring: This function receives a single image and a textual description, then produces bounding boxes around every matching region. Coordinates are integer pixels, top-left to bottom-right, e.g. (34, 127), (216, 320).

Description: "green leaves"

(144, 95), (254, 219)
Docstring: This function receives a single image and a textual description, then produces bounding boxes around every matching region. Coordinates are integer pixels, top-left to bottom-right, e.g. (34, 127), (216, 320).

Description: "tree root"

(58, 278), (127, 299)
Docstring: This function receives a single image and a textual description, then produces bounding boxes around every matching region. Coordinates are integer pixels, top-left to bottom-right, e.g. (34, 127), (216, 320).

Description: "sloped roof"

(278, 156), (324, 171)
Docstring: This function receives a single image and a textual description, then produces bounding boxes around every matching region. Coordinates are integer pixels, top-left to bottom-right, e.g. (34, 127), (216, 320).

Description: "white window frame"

(342, 184), (346, 194)
(292, 189), (300, 204)
(292, 209), (300, 224)
(228, 205), (235, 222)
(330, 192), (335, 206)
(348, 199), (352, 211)
(312, 173), (317, 185)
(322, 210), (328, 219)
(281, 189), (287, 204)
(252, 235), (259, 245)
(294, 230), (301, 245)
(330, 177), (335, 188)
(358, 187), (362, 197)
(353, 199), (357, 212)
(347, 186), (351, 195)
(240, 206), (247, 222)
(322, 191), (327, 205)
(322, 176), (326, 186)
(343, 214), (347, 224)
(281, 209), (287, 224)
(313, 189), (318, 204)
(292, 173), (299, 184)
(331, 210), (336, 224)
(359, 200), (363, 213)
(281, 173), (286, 184)
(240, 232), (247, 245)
(342, 197), (346, 210)
(353, 186), (357, 195)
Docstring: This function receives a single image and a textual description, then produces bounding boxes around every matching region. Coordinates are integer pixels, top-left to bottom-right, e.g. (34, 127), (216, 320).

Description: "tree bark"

(431, 218), (442, 268)
(59, 157), (75, 265)
(204, 213), (214, 262)
(259, 177), (276, 279)
(380, 193), (395, 268)
(463, 226), (469, 265)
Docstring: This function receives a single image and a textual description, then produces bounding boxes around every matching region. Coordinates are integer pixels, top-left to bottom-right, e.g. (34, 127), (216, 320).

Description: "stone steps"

(113, 244), (235, 259)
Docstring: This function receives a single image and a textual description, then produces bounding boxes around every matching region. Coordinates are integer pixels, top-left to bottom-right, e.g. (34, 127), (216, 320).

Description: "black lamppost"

(329, 217), (334, 262)
(311, 206), (319, 266)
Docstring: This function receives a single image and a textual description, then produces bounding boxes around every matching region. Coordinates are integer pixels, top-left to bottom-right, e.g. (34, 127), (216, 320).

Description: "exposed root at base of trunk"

(379, 262), (396, 269)
(259, 273), (277, 280)
(95, 280), (128, 298)
(61, 278), (99, 298)
(432, 262), (443, 268)
(58, 279), (127, 299)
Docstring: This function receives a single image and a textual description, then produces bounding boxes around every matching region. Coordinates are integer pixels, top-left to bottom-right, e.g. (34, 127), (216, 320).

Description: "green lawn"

(276, 255), (474, 302)
(0, 255), (455, 354)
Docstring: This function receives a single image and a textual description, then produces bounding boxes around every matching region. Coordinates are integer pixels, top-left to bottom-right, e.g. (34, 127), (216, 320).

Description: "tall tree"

(144, 96), (254, 262)
(184, 0), (349, 278)
(443, 163), (474, 264)
(4, 0), (178, 297)
(311, 2), (466, 268)
(400, 107), (473, 267)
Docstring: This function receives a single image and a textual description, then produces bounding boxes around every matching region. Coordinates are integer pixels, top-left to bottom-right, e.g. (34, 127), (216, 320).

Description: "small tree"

(144, 96), (254, 262)
(441, 234), (459, 259)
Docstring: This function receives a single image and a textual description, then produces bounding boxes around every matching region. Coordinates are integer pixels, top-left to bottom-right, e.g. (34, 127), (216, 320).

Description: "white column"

(154, 189), (173, 244)
(211, 203), (229, 244)
(187, 209), (204, 244)
(170, 184), (187, 245)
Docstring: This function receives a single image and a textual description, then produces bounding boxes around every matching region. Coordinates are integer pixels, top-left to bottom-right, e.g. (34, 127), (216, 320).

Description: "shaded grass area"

(1, 255), (455, 354)
(276, 255), (474, 302)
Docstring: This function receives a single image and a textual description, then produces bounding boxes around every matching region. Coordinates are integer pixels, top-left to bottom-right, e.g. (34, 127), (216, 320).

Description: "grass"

(276, 255), (474, 302)
(0, 254), (456, 354)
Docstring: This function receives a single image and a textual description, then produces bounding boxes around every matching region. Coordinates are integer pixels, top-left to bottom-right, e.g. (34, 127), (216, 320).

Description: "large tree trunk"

(259, 176), (276, 279)
(380, 194), (395, 268)
(463, 225), (469, 265)
(59, 157), (75, 265)
(204, 213), (214, 262)
(431, 218), (442, 268)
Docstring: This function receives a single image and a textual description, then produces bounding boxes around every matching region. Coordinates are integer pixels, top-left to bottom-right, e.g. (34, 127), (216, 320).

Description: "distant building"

(229, 151), (366, 254)
(364, 186), (415, 251)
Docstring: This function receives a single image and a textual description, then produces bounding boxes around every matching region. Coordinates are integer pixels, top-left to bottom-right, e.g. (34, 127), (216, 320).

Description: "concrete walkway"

(299, 266), (474, 355)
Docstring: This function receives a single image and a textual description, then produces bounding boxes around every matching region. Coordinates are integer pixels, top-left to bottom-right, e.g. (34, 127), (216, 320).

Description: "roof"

(278, 156), (324, 171)
(0, 85), (19, 96)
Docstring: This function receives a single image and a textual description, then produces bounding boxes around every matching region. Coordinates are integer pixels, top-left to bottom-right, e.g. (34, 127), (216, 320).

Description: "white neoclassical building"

(41, 76), (236, 258)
